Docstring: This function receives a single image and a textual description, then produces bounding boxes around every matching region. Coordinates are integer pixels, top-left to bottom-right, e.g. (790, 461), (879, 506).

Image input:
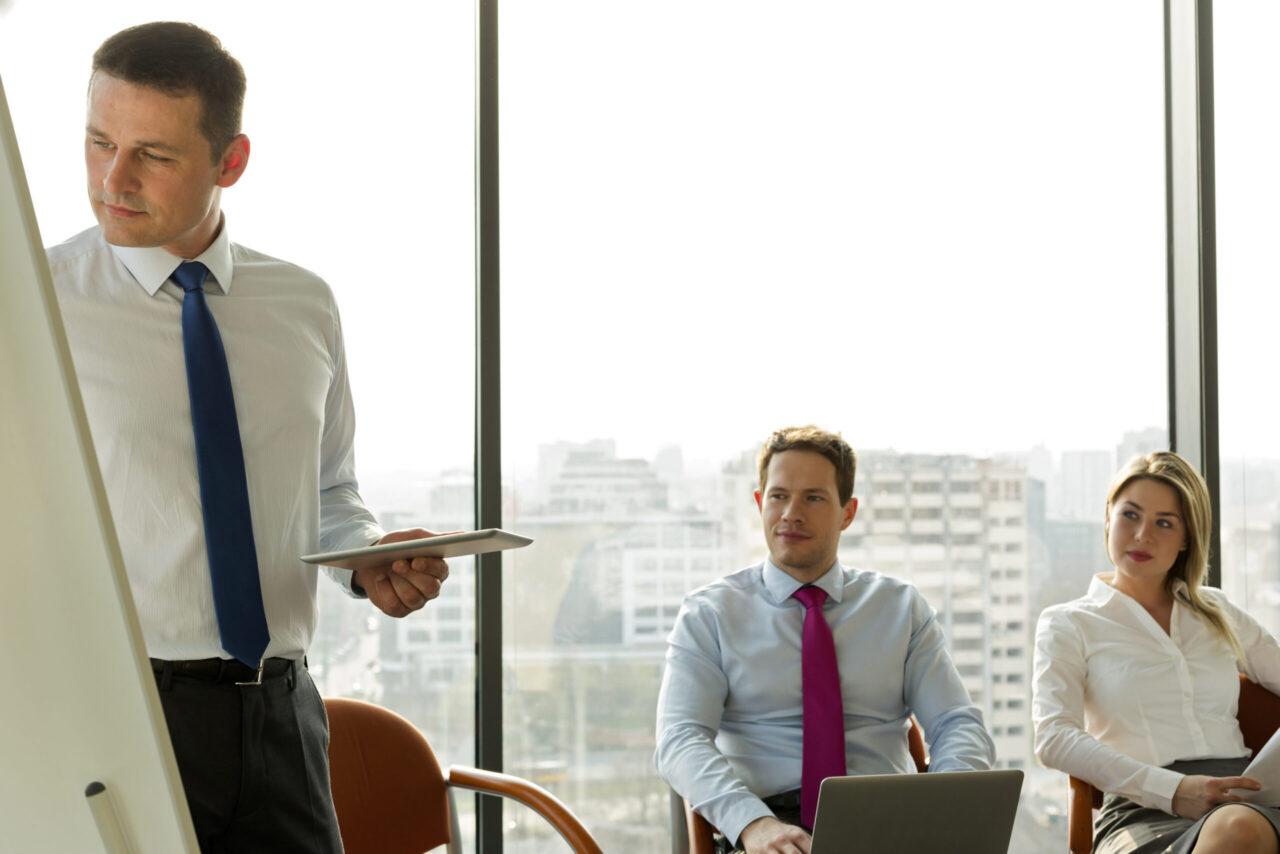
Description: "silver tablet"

(301, 528), (532, 571)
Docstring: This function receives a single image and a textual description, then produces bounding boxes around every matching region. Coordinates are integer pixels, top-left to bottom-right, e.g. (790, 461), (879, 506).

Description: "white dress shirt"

(655, 559), (995, 844)
(1033, 573), (1280, 813)
(48, 224), (382, 662)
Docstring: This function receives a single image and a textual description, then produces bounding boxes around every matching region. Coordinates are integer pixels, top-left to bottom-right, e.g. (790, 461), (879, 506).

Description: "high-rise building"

(532, 439), (668, 517)
(1058, 450), (1114, 521)
(1116, 426), (1169, 468)
(839, 452), (1033, 770)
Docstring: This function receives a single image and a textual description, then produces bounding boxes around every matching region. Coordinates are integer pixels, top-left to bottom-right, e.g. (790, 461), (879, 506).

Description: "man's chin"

(97, 220), (154, 248)
(769, 550), (830, 581)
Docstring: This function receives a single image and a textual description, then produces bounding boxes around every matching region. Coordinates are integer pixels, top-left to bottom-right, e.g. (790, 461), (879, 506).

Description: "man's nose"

(102, 152), (138, 196)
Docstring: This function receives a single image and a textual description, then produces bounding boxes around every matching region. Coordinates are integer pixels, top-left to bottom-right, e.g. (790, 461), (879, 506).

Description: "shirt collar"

(1086, 572), (1189, 605)
(763, 558), (845, 605)
(107, 217), (235, 297)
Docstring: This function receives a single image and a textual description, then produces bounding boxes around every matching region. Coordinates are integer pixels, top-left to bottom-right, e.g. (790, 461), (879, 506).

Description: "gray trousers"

(153, 660), (343, 854)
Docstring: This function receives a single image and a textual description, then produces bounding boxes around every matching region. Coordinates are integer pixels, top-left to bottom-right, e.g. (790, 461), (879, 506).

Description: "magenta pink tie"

(793, 585), (846, 829)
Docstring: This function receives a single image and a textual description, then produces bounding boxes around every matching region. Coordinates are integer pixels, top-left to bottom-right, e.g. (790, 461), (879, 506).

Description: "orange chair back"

(325, 696), (452, 854)
(1239, 676), (1280, 754)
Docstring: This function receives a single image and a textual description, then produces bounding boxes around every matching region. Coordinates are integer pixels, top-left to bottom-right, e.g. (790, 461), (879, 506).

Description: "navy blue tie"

(172, 261), (270, 667)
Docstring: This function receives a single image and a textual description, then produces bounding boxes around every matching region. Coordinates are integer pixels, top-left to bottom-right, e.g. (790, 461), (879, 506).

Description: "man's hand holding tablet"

(305, 528), (533, 618)
(352, 528), (454, 617)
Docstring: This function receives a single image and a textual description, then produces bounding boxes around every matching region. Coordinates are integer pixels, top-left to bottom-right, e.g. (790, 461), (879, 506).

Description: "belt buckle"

(235, 661), (265, 686)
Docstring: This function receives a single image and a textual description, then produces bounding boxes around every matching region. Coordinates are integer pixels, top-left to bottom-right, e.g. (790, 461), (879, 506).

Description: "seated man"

(655, 425), (995, 854)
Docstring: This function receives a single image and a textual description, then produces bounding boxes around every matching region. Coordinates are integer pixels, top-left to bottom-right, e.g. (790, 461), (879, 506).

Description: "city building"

(839, 452), (1033, 770)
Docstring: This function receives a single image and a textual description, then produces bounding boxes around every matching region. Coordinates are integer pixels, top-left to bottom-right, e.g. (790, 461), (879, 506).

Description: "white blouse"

(1033, 574), (1280, 813)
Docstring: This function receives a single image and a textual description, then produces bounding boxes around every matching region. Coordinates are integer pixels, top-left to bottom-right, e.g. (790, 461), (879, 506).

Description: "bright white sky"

(0, 1), (1272, 482)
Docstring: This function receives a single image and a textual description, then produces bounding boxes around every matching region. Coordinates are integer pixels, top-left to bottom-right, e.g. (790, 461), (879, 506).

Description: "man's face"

(85, 72), (241, 258)
(754, 449), (857, 583)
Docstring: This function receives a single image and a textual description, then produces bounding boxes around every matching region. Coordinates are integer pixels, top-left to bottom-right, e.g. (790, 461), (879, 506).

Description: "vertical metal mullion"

(1197, 2), (1222, 588)
(475, 0), (503, 850)
(1164, 0), (1221, 585)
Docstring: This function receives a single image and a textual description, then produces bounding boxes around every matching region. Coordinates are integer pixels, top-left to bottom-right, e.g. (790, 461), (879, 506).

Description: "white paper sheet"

(1240, 729), (1280, 807)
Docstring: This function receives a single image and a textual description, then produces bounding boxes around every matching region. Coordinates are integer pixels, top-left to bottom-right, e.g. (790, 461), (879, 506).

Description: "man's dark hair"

(757, 425), (857, 505)
(92, 22), (246, 161)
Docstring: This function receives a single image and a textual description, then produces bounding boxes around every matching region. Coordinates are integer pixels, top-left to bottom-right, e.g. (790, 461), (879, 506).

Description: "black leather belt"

(150, 657), (295, 684)
(762, 788), (803, 811)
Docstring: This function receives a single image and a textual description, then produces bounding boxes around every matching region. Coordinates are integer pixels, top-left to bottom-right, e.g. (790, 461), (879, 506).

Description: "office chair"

(1066, 675), (1280, 854)
(324, 697), (604, 854)
(676, 717), (931, 854)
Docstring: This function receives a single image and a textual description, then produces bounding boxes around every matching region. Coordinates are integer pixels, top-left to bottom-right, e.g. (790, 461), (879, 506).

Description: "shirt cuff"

(347, 568), (368, 599)
(717, 799), (776, 849)
(320, 566), (368, 599)
(1145, 766), (1185, 814)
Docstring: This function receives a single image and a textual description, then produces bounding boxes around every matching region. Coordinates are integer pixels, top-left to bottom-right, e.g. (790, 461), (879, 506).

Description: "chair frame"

(324, 697), (603, 854)
(1066, 675), (1280, 854)
(445, 765), (604, 854)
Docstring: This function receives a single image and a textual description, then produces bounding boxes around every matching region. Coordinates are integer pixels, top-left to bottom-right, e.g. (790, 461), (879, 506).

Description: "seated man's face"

(754, 450), (857, 583)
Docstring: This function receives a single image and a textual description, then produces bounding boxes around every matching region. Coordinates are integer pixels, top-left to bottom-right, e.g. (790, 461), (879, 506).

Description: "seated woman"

(1033, 451), (1280, 854)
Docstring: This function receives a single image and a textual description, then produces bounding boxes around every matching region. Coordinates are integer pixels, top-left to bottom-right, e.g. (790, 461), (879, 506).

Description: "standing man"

(48, 22), (444, 852)
(655, 425), (995, 854)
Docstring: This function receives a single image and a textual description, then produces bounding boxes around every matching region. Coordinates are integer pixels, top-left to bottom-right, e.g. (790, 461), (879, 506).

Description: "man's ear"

(216, 134), (250, 188)
(841, 497), (858, 530)
(754, 490), (763, 512)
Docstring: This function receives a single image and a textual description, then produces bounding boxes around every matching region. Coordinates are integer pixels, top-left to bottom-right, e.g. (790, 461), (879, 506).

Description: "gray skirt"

(1095, 758), (1280, 854)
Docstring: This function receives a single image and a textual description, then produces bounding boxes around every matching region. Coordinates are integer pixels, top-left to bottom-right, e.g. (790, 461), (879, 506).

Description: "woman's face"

(1106, 477), (1188, 584)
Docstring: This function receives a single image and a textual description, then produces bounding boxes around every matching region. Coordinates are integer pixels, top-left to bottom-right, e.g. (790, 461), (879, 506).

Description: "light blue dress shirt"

(655, 559), (995, 844)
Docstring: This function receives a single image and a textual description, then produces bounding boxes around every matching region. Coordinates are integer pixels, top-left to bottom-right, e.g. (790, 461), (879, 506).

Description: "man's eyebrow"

(85, 126), (181, 154)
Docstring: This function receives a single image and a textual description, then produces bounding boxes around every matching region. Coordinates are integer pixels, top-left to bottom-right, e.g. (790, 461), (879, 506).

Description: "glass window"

(1214, 5), (1280, 634)
(502, 1), (1164, 849)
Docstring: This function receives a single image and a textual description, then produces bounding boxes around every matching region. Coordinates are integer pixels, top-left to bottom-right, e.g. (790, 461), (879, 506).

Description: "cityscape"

(309, 427), (1280, 852)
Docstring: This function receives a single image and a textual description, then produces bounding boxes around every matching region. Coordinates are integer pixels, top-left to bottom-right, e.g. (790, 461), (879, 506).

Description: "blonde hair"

(1105, 451), (1242, 660)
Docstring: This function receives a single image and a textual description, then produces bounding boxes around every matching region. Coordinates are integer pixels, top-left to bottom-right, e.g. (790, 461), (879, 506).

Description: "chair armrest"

(446, 765), (603, 854)
(908, 717), (930, 772)
(669, 788), (690, 854)
(683, 796), (719, 854)
(1067, 775), (1100, 854)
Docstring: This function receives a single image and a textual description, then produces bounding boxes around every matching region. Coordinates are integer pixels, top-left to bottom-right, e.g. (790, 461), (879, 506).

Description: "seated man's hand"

(739, 816), (811, 854)
(353, 528), (451, 617)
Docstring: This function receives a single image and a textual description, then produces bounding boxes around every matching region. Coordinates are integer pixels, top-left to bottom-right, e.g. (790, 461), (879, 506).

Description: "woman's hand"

(1171, 774), (1262, 820)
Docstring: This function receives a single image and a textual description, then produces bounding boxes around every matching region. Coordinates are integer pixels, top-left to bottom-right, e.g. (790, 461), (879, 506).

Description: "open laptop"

(811, 769), (1024, 854)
